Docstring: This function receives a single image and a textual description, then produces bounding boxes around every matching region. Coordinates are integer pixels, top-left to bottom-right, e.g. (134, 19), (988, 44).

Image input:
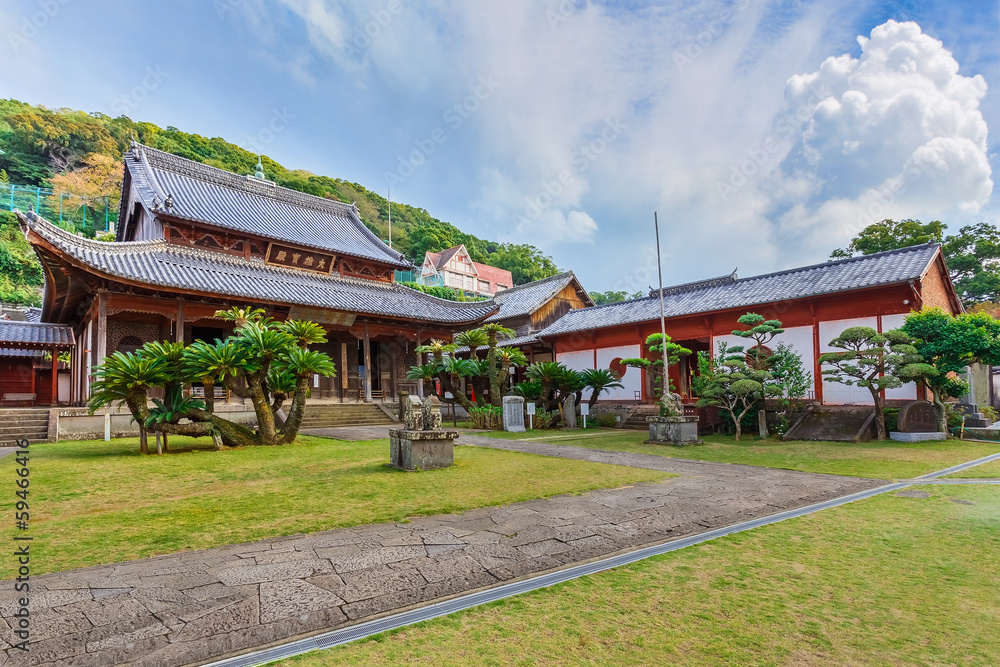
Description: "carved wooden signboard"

(897, 400), (938, 433)
(265, 243), (335, 274)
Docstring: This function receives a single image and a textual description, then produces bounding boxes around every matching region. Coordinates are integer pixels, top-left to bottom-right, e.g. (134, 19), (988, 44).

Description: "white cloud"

(771, 20), (992, 251)
(231, 6), (995, 289)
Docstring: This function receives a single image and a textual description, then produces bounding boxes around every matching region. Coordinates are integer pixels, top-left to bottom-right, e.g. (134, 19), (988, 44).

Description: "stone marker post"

(503, 395), (526, 432)
(561, 394), (578, 429)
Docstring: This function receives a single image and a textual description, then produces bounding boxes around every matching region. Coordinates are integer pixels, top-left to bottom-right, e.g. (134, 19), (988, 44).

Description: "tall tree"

(902, 308), (1000, 432)
(732, 313), (785, 437)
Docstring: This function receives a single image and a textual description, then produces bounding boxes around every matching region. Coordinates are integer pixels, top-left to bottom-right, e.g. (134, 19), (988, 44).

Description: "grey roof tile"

(538, 244), (942, 337)
(23, 213), (497, 326)
(484, 271), (592, 323)
(0, 320), (75, 347)
(122, 144), (412, 269)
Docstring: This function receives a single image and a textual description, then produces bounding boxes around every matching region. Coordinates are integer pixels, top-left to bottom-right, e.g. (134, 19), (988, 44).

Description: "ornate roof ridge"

(19, 209), (170, 253)
(128, 143), (409, 265)
(734, 242), (941, 284)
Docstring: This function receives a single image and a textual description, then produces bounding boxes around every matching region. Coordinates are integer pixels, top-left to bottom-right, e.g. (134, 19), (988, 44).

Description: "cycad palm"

(580, 368), (625, 410)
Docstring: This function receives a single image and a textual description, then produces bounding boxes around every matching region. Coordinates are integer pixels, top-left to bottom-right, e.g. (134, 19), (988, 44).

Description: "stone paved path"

(1, 433), (882, 667)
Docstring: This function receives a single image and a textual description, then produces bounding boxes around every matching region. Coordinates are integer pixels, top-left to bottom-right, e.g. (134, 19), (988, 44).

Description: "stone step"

(0, 418), (49, 426)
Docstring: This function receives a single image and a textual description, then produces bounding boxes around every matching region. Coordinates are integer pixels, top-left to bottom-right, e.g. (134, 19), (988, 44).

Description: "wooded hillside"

(0, 98), (559, 305)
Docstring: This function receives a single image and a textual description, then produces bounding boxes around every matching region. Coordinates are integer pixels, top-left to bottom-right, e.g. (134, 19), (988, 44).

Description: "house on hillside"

(418, 245), (512, 297)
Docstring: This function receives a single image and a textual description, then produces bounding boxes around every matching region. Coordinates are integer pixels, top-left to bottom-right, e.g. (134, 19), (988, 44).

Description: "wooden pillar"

(363, 322), (372, 403)
(96, 290), (107, 364)
(176, 299), (185, 344)
(51, 344), (59, 406)
(416, 327), (424, 398)
(812, 317), (824, 404)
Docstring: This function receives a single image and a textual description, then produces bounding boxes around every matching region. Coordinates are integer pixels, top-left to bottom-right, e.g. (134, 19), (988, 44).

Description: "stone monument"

(503, 395), (526, 432)
(647, 394), (701, 446)
(561, 394), (578, 429)
(389, 395), (458, 470)
(890, 400), (946, 442)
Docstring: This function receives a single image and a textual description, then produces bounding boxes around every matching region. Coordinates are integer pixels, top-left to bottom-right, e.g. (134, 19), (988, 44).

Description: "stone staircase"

(0, 408), (50, 446)
(300, 403), (397, 429)
(618, 404), (659, 430)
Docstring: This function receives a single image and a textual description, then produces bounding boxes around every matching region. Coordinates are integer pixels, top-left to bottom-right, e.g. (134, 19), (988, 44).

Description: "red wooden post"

(51, 344), (59, 406)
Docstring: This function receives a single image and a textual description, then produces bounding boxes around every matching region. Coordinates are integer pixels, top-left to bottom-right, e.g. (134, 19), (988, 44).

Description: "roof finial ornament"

(164, 193), (174, 211)
(151, 195), (162, 211)
(254, 156), (265, 180)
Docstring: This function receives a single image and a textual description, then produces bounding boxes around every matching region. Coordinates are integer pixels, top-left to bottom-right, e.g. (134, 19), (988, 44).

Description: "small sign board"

(580, 404), (590, 416)
(526, 402), (536, 415)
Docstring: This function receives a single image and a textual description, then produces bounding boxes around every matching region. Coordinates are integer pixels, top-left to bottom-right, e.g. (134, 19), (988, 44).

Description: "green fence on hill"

(0, 183), (118, 235)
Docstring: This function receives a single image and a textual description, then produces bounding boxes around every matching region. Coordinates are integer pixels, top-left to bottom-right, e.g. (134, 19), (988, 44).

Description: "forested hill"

(0, 98), (559, 286)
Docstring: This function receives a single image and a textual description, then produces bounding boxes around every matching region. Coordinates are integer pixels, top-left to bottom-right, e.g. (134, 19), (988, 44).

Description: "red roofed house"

(419, 245), (513, 297)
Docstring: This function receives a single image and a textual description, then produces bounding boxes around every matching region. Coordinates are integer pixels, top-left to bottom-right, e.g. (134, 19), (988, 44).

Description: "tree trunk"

(203, 379), (215, 414)
(928, 381), (948, 433)
(277, 377), (311, 444)
(138, 426), (149, 455)
(869, 387), (887, 440)
(247, 371), (279, 445)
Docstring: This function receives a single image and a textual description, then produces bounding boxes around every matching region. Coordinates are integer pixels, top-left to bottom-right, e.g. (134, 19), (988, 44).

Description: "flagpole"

(655, 211), (669, 403)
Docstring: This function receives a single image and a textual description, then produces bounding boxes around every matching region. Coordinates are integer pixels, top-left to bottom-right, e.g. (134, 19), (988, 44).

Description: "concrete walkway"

(2, 434), (882, 667)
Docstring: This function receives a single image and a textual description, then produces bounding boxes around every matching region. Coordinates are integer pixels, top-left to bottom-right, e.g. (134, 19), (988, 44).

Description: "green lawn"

(277, 484), (1000, 667)
(944, 457), (1000, 478)
(475, 428), (1000, 479)
(0, 435), (668, 577)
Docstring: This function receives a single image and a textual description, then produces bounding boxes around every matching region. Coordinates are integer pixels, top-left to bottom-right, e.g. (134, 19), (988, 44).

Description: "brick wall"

(920, 257), (959, 313)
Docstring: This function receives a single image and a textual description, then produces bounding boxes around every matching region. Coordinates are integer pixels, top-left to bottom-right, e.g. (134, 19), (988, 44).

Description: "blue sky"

(2, 0), (998, 293)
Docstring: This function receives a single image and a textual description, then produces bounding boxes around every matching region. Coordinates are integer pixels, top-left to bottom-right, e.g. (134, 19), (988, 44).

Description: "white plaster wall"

(597, 344), (642, 401)
(881, 313), (918, 400)
(556, 349), (596, 402)
(819, 317), (878, 405)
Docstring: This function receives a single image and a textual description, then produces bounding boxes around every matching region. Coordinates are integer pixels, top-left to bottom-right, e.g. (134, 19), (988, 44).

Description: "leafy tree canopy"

(830, 219), (946, 258)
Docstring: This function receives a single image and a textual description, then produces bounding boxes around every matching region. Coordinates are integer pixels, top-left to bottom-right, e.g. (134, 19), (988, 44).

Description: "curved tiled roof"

(121, 144), (411, 268)
(539, 244), (943, 337)
(484, 271), (591, 323)
(23, 212), (497, 325)
(0, 320), (75, 348)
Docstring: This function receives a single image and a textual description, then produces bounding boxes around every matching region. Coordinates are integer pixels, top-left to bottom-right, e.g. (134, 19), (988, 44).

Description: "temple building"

(16, 143), (502, 405)
(536, 244), (964, 407)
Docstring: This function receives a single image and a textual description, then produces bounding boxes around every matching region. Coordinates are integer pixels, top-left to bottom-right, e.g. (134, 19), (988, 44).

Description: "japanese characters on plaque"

(265, 243), (335, 274)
